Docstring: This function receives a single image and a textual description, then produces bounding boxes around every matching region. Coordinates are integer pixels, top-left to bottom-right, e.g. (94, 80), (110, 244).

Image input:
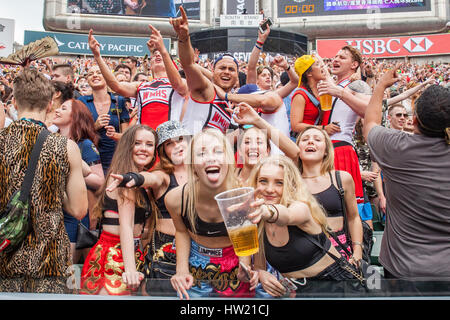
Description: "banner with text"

(24, 30), (170, 57)
(316, 33), (450, 58)
(277, 0), (430, 17)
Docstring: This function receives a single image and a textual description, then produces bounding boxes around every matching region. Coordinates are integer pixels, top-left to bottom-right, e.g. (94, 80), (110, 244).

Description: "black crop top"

(155, 174), (179, 219)
(180, 184), (228, 237)
(263, 226), (330, 273)
(101, 188), (151, 226)
(312, 172), (344, 218)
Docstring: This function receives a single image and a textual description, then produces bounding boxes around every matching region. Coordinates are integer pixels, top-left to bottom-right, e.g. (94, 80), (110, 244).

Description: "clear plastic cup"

(214, 187), (259, 257)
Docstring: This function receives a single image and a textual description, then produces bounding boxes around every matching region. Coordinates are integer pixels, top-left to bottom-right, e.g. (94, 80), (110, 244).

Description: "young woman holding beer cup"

(247, 155), (362, 297)
(290, 55), (341, 138)
(165, 128), (258, 299)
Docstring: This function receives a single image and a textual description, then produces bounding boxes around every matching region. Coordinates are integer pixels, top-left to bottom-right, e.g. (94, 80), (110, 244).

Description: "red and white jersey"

(181, 92), (234, 135)
(135, 77), (184, 130)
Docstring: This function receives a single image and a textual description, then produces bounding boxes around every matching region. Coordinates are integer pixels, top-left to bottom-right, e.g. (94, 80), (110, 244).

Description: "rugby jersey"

(135, 77), (184, 129)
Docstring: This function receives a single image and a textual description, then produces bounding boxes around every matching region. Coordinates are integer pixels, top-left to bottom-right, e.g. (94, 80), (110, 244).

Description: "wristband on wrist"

(255, 44), (262, 50)
(118, 172), (145, 188)
(256, 40), (264, 46)
(286, 65), (291, 71)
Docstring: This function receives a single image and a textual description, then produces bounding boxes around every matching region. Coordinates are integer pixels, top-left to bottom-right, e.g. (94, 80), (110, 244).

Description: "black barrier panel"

(190, 28), (308, 58)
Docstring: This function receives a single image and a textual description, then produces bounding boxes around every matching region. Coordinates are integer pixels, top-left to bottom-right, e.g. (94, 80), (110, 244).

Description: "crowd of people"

(0, 7), (449, 298)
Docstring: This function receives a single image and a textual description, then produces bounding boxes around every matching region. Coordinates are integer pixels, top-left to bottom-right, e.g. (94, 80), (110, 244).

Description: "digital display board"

(67, 0), (200, 19)
(277, 0), (430, 17)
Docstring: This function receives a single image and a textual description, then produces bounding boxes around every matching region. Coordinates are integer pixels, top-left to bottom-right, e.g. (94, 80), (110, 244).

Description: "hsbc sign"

(316, 33), (449, 58)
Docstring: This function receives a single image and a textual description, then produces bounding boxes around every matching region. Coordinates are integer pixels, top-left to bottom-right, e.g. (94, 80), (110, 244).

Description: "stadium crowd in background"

(0, 9), (449, 298)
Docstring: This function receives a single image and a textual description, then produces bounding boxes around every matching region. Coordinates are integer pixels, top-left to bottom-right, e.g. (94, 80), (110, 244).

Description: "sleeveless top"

(181, 91), (234, 135)
(291, 86), (320, 125)
(264, 225), (330, 273)
(155, 173), (179, 219)
(101, 189), (152, 226)
(0, 120), (71, 279)
(312, 172), (344, 218)
(136, 78), (185, 129)
(180, 184), (228, 237)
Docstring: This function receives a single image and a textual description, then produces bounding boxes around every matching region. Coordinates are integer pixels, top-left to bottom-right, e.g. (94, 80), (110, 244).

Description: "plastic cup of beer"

(214, 187), (259, 257)
(319, 93), (333, 111)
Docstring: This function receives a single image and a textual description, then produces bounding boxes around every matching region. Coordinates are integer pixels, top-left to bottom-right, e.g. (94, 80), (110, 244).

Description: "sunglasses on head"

(395, 113), (409, 118)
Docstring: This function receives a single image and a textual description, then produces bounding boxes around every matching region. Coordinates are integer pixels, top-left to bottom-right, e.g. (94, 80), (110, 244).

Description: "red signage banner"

(316, 33), (450, 58)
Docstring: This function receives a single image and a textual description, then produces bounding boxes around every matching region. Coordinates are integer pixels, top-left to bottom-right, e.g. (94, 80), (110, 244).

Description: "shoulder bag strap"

(18, 129), (50, 202)
(331, 171), (353, 257)
(115, 95), (122, 133)
(296, 88), (322, 125)
(303, 231), (365, 285)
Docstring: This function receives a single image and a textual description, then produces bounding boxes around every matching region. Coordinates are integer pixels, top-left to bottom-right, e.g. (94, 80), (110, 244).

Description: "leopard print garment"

(0, 121), (71, 292)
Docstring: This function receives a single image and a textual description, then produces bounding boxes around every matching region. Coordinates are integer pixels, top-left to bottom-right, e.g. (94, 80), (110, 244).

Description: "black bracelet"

(117, 172), (145, 188)
(286, 65), (291, 71)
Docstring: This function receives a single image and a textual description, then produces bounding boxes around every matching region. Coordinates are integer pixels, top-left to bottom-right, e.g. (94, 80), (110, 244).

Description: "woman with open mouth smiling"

(228, 102), (300, 186)
(106, 120), (191, 295)
(296, 126), (363, 264)
(164, 128), (258, 299)
(247, 155), (364, 297)
(80, 125), (157, 295)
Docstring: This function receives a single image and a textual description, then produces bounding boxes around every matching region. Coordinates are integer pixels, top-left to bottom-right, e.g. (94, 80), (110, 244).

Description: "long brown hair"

(69, 99), (99, 146)
(93, 125), (158, 219)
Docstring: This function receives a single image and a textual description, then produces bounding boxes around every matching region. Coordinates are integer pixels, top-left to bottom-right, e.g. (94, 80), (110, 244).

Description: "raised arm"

(273, 55), (298, 99)
(88, 29), (139, 98)
(247, 23), (271, 84)
(148, 24), (188, 97)
(385, 76), (434, 106)
(363, 67), (400, 141)
(228, 102), (300, 161)
(169, 6), (214, 102)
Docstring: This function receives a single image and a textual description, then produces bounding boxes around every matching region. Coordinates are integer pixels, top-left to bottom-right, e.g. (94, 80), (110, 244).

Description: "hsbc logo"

(403, 37), (433, 53)
(346, 36), (434, 56)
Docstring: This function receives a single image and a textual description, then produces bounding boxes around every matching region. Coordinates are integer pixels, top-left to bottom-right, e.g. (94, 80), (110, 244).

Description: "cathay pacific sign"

(24, 30), (170, 57)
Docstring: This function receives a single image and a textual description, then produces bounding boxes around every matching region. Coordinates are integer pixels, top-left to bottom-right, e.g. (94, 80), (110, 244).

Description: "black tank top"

(101, 188), (151, 226)
(155, 173), (179, 219)
(313, 173), (344, 218)
(180, 184), (228, 237)
(263, 226), (330, 273)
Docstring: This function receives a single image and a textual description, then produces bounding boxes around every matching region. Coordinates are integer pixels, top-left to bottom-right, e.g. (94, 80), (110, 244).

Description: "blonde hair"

(247, 155), (330, 234)
(247, 155), (331, 267)
(296, 126), (335, 175)
(184, 128), (238, 234)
